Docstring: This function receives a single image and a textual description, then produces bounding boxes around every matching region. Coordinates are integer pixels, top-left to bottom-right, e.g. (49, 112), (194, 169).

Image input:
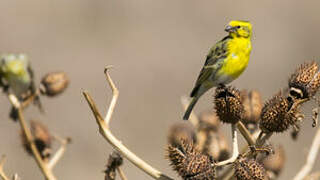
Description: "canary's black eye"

(236, 26), (241, 29)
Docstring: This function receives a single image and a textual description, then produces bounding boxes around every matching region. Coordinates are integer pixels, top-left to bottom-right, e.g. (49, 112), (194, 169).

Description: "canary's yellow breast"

(219, 37), (251, 81)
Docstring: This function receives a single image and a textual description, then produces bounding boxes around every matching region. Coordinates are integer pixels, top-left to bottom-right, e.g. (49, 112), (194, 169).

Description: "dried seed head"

(234, 156), (269, 180)
(104, 151), (123, 180)
(40, 72), (69, 97)
(214, 86), (244, 124)
(241, 90), (263, 126)
(289, 61), (320, 99)
(168, 122), (197, 147)
(167, 139), (216, 180)
(261, 145), (285, 176)
(259, 92), (299, 133)
(198, 110), (220, 132)
(21, 120), (52, 160)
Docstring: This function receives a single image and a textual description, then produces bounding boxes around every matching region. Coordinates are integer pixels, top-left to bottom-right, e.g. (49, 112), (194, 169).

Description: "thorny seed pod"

(40, 72), (69, 97)
(289, 61), (320, 99)
(167, 139), (216, 180)
(214, 86), (244, 124)
(168, 122), (197, 147)
(234, 156), (269, 180)
(21, 120), (52, 160)
(260, 145), (285, 177)
(104, 151), (123, 180)
(260, 92), (299, 133)
(241, 90), (263, 127)
(198, 110), (220, 132)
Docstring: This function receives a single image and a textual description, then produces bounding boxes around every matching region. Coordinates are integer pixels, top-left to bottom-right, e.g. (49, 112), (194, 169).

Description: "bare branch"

(83, 67), (173, 180)
(236, 121), (255, 146)
(48, 136), (72, 169)
(304, 171), (320, 180)
(256, 132), (273, 147)
(117, 167), (128, 180)
(294, 126), (320, 180)
(104, 66), (119, 125)
(7, 94), (56, 180)
(216, 124), (239, 166)
(0, 155), (10, 180)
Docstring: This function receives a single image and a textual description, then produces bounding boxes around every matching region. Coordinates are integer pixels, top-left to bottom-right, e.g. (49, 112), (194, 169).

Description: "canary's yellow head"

(225, 20), (252, 38)
(0, 54), (28, 77)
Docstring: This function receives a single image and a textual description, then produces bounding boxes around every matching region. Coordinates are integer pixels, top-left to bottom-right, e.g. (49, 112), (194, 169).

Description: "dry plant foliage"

(80, 62), (320, 180)
(0, 61), (70, 180)
(2, 58), (320, 180)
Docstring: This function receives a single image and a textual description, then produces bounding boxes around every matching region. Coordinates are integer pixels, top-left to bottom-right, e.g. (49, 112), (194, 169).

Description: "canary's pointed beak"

(225, 25), (236, 33)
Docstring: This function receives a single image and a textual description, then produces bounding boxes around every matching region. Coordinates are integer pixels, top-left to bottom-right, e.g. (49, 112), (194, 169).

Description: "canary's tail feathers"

(183, 97), (198, 120)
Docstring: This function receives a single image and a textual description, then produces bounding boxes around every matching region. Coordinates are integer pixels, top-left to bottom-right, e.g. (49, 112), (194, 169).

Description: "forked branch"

(83, 66), (173, 180)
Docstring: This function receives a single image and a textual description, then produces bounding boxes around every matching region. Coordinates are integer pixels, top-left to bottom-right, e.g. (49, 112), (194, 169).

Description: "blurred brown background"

(0, 0), (319, 179)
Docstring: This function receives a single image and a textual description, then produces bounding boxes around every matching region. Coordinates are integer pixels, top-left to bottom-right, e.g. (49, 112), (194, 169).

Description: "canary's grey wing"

(0, 59), (9, 92)
(190, 36), (230, 97)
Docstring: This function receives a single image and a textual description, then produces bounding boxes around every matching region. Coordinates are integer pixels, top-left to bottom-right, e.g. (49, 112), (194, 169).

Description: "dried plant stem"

(293, 126), (320, 180)
(181, 96), (199, 128)
(103, 66), (119, 125)
(83, 67), (173, 180)
(256, 132), (273, 147)
(0, 156), (10, 180)
(48, 136), (71, 169)
(304, 171), (320, 180)
(236, 121), (255, 146)
(8, 94), (56, 180)
(117, 167), (128, 180)
(216, 124), (238, 166)
(12, 174), (20, 180)
(217, 130), (261, 180)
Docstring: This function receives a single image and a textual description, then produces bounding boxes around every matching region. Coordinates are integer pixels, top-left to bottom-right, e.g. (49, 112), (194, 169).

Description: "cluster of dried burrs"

(167, 61), (320, 180)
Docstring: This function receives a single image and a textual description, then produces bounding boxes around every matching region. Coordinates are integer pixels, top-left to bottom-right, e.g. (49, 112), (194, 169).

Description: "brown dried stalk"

(0, 155), (10, 180)
(7, 94), (57, 180)
(83, 66), (173, 180)
(293, 125), (320, 180)
(116, 167), (128, 180)
(216, 124), (238, 166)
(48, 135), (72, 169)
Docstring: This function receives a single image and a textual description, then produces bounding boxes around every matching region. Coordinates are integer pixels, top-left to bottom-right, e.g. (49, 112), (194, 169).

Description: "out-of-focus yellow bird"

(0, 54), (43, 120)
(183, 20), (252, 120)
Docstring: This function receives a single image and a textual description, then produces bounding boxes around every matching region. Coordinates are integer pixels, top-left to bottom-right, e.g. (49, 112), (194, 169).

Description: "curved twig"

(0, 155), (9, 180)
(293, 126), (320, 180)
(83, 67), (173, 180)
(216, 124), (238, 166)
(48, 136), (71, 169)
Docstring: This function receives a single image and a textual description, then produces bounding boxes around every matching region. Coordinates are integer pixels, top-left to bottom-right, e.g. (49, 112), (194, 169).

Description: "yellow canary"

(0, 54), (43, 120)
(183, 20), (252, 120)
